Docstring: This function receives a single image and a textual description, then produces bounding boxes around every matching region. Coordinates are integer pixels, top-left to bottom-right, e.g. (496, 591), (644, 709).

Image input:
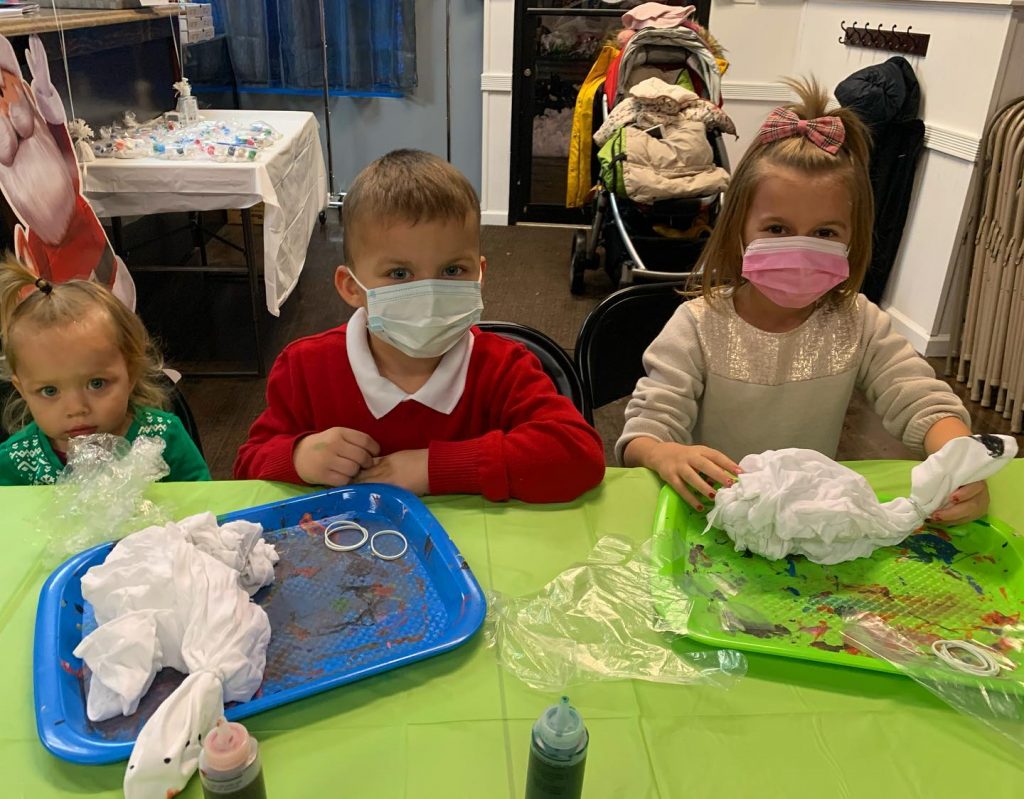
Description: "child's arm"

(856, 300), (971, 455)
(624, 437), (740, 511)
(616, 306), (703, 461)
(923, 416), (989, 525)
(0, 439), (30, 486)
(234, 348), (378, 485)
(857, 302), (988, 524)
(417, 345), (604, 503)
(615, 306), (739, 509)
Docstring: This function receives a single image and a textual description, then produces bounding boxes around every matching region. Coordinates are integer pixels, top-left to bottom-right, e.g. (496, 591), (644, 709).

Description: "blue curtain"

(210, 0), (417, 97)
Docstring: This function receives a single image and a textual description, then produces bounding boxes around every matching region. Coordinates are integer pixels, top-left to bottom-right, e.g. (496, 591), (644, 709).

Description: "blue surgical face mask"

(348, 271), (484, 358)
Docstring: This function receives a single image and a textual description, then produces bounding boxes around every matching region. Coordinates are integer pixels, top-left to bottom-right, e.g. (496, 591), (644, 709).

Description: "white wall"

(710, 0), (805, 165)
(794, 1), (1018, 354)
(479, 0), (1023, 354)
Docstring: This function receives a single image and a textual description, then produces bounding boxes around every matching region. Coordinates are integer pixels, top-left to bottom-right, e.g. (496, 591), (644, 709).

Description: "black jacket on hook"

(836, 57), (925, 304)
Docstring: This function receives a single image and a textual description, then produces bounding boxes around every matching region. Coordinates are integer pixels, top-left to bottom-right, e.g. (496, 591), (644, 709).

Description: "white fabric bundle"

(72, 513), (278, 799)
(178, 512), (279, 595)
(706, 434), (1018, 565)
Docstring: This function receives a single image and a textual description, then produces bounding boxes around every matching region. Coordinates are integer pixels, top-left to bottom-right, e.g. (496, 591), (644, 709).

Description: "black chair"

(163, 376), (205, 458)
(0, 378), (13, 444)
(0, 376), (204, 457)
(476, 322), (590, 420)
(574, 282), (686, 422)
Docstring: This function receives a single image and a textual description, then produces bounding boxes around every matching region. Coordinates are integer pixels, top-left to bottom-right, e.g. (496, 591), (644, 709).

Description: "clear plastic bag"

(44, 434), (170, 565)
(842, 612), (1024, 748)
(485, 535), (747, 692)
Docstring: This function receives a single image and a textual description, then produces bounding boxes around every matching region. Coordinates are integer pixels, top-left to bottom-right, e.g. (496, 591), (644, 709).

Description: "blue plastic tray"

(34, 485), (487, 764)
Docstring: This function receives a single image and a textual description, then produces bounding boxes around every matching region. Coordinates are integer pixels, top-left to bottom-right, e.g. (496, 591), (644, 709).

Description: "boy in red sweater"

(234, 150), (604, 502)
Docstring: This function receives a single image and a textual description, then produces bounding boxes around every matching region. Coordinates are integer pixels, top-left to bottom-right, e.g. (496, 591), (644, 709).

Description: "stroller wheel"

(569, 230), (588, 295)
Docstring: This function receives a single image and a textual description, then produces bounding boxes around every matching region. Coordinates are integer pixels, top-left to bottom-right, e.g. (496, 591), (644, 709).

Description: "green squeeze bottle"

(525, 696), (588, 799)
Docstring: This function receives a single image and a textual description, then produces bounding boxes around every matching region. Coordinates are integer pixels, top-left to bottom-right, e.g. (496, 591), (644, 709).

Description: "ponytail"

(0, 257), (168, 432)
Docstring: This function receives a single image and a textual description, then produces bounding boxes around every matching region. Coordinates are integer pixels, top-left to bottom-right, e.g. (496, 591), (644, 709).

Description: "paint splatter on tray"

(665, 510), (1024, 675)
(82, 514), (448, 741)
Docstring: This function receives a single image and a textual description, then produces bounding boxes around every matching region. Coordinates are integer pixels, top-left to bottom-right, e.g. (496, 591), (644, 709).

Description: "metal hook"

(839, 19), (847, 45)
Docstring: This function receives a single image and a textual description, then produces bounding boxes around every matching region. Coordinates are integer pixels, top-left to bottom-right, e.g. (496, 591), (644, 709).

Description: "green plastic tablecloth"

(2, 464), (1023, 798)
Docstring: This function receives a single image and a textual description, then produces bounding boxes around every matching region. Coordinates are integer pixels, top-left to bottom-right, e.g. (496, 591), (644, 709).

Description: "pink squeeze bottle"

(198, 719), (267, 799)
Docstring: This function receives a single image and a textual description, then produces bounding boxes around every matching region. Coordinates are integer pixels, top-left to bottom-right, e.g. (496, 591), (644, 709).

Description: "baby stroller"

(569, 25), (732, 294)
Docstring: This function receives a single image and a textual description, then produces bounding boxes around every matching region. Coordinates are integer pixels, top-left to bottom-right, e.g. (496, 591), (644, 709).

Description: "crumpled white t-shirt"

(72, 513), (279, 799)
(705, 434), (1018, 565)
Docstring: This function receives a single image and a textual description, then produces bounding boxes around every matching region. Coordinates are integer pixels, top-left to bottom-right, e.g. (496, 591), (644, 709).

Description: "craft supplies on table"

(6, 466), (1024, 796)
(34, 484), (486, 765)
(652, 484), (1024, 683)
(82, 109), (327, 317)
(90, 113), (281, 163)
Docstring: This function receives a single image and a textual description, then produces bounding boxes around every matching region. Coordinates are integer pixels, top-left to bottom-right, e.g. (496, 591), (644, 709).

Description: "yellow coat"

(565, 45), (620, 208)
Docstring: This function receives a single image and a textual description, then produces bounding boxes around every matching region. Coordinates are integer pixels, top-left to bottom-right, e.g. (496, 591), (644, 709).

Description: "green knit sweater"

(0, 406), (211, 486)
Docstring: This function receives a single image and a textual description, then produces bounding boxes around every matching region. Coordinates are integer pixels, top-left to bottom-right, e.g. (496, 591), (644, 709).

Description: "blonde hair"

(0, 258), (167, 432)
(692, 78), (873, 306)
(342, 149), (481, 265)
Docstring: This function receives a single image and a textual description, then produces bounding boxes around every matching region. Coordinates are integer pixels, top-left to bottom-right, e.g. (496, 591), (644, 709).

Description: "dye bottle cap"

(533, 696), (586, 761)
(201, 719), (253, 775)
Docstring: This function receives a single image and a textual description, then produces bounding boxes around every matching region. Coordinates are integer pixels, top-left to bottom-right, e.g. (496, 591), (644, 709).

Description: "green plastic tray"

(652, 485), (1024, 678)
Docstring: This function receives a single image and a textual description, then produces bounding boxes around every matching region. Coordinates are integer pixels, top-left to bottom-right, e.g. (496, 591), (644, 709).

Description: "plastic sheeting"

(487, 535), (746, 692)
(843, 612), (1024, 748)
(46, 433), (170, 566)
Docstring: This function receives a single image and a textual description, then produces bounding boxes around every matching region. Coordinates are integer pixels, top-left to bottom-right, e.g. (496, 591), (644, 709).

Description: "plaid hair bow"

(757, 107), (846, 155)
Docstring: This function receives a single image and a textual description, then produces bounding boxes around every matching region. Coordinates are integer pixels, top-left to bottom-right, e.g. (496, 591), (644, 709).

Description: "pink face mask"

(741, 236), (850, 308)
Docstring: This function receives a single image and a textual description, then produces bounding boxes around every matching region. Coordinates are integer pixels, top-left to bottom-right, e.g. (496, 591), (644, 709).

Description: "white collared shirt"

(345, 307), (474, 419)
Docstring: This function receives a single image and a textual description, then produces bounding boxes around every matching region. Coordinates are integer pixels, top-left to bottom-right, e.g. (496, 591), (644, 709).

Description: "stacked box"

(179, 2), (214, 45)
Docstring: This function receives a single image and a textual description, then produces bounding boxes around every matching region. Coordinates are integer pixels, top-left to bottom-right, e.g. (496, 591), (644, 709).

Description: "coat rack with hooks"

(838, 21), (930, 57)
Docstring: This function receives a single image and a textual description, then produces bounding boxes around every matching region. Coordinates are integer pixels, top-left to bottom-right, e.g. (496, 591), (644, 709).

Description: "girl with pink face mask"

(619, 79), (989, 526)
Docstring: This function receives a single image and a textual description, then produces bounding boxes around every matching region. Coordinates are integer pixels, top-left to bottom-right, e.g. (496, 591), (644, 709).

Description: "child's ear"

(479, 256), (487, 284)
(9, 374), (24, 397)
(334, 266), (366, 310)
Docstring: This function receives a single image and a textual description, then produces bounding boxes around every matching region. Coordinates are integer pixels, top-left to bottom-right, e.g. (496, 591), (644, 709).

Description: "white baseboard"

(482, 210), (509, 226)
(882, 304), (951, 357)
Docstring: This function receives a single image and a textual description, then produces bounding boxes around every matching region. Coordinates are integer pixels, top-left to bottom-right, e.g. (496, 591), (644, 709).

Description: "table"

(84, 109), (327, 318)
(83, 109), (327, 375)
(3, 463), (1023, 797)
(0, 7), (179, 37)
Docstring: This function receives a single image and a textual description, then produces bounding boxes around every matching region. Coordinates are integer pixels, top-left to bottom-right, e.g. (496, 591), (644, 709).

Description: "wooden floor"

(153, 217), (1022, 479)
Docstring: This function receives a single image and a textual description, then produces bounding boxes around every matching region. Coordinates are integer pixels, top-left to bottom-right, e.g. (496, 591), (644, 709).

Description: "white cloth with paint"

(73, 514), (278, 799)
(705, 435), (1018, 565)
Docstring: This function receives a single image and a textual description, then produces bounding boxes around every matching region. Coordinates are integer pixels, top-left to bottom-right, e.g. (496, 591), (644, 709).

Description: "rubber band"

(323, 520), (368, 552)
(370, 530), (408, 561)
(931, 639), (1001, 677)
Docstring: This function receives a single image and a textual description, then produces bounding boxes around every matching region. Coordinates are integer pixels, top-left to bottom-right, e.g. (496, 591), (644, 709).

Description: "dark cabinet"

(509, 1), (708, 225)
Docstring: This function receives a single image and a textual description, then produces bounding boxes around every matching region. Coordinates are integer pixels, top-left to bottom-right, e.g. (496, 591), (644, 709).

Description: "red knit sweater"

(234, 325), (605, 503)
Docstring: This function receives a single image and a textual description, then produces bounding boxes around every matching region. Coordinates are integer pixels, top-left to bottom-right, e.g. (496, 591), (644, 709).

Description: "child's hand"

(354, 449), (430, 495)
(645, 441), (741, 512)
(293, 427), (380, 487)
(929, 481), (990, 527)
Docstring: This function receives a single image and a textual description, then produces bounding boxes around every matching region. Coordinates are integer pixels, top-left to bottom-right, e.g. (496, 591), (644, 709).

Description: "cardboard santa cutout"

(0, 34), (135, 308)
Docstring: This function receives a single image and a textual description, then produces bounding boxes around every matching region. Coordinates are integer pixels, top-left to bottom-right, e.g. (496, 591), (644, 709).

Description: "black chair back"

(0, 378), (12, 444)
(574, 282), (686, 416)
(476, 322), (590, 421)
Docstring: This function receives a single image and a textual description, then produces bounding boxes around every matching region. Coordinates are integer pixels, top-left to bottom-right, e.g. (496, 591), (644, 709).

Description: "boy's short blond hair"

(342, 149), (481, 265)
